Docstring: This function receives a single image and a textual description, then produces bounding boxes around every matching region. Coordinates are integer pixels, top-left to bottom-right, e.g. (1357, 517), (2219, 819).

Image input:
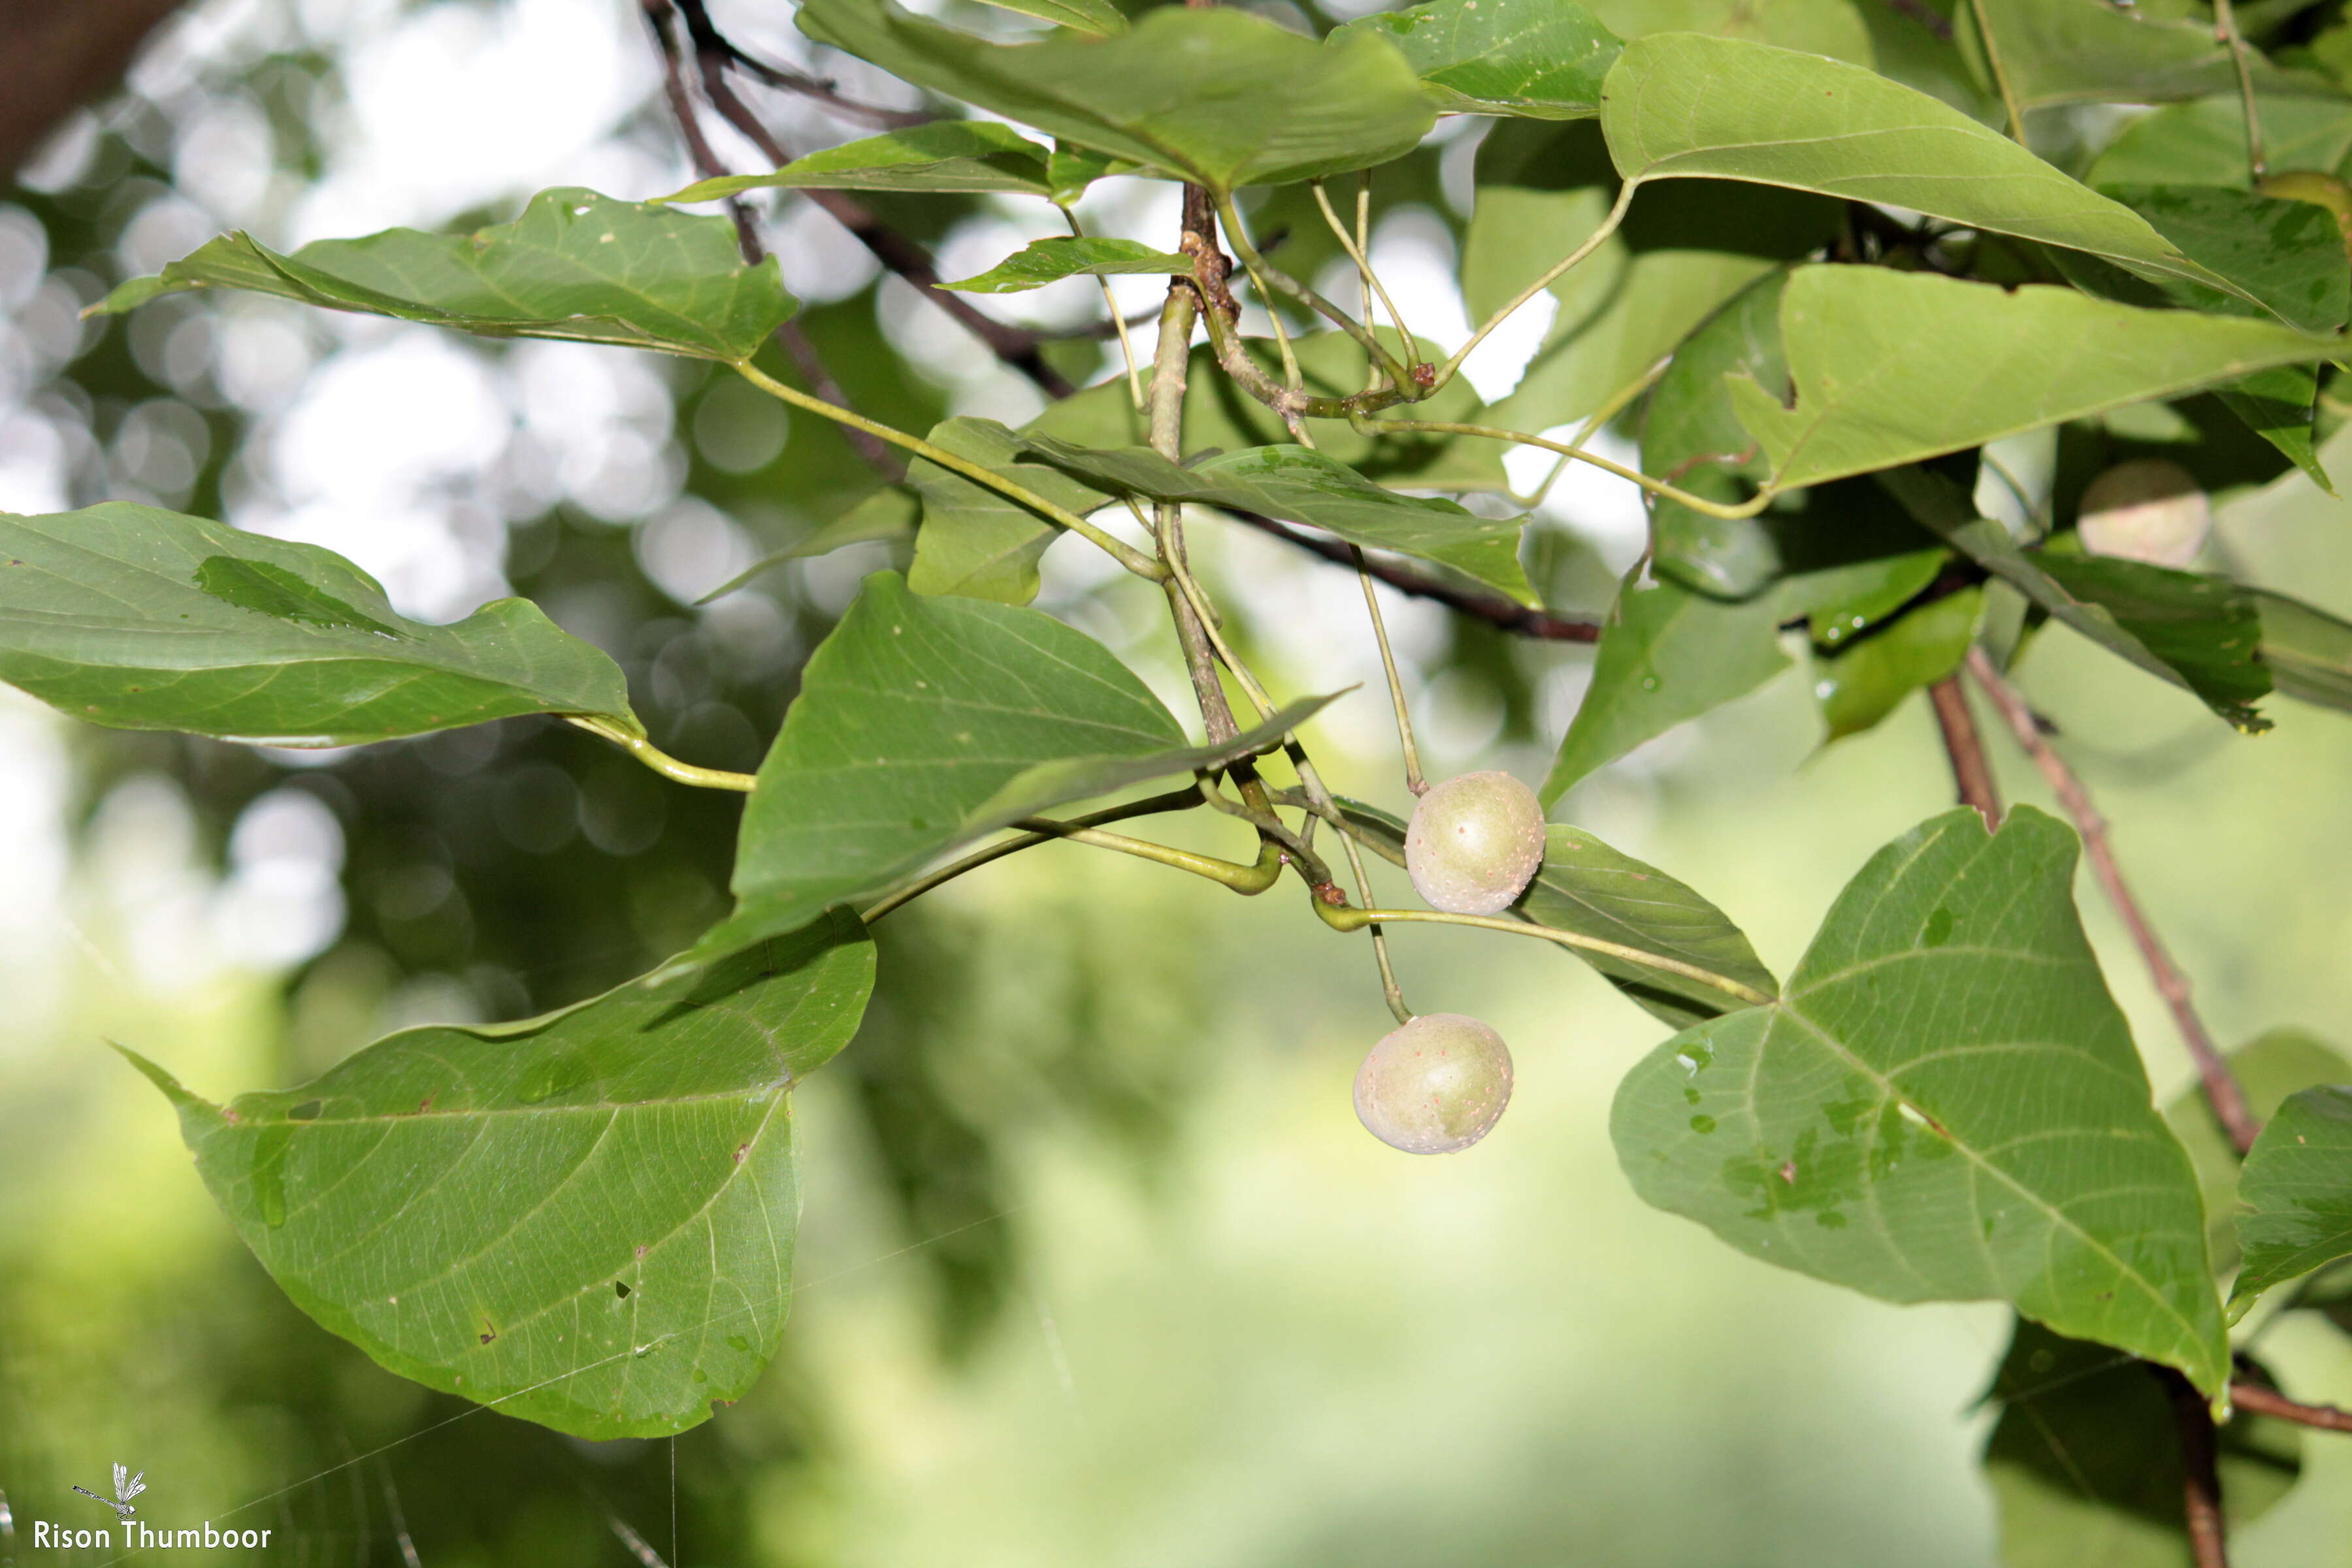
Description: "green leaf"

(2165, 1030), (2352, 1280)
(971, 0), (1124, 38)
(694, 488), (920, 605)
(939, 236), (1194, 293)
(1540, 577), (1790, 803)
(1982, 1319), (2302, 1567)
(0, 502), (634, 746)
(2096, 184), (2351, 333)
(907, 418), (1117, 605)
(1014, 434), (1537, 605)
(1880, 466), (2274, 732)
(676, 573), (1338, 972)
(2036, 553), (2272, 722)
(1026, 332), (1510, 492)
(1584, 0), (1870, 63)
(1335, 798), (1777, 1029)
(1959, 0), (2329, 112)
(1599, 34), (2259, 297)
(1732, 268), (2338, 495)
(1806, 547), (1950, 649)
(92, 189), (794, 362)
(1813, 587), (1981, 742)
(2231, 1086), (2352, 1315)
(123, 911), (877, 1439)
(2253, 587), (2352, 711)
(660, 122), (1057, 201)
(1465, 122), (1837, 444)
(1612, 806), (2232, 1396)
(2090, 95), (2352, 189)
(795, 0), (1436, 191)
(1335, 0), (1622, 120)
(1641, 266), (1788, 598)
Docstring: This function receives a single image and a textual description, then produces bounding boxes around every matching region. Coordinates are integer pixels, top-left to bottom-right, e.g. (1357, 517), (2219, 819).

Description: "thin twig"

(1966, 649), (2261, 1155)
(1928, 676), (2001, 828)
(698, 24), (933, 129)
(1230, 512), (1603, 642)
(2157, 1365), (2231, 1568)
(2213, 0), (2267, 179)
(2230, 1380), (2352, 1433)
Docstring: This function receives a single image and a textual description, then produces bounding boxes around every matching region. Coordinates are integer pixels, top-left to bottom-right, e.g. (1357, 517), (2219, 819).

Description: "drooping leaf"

(0, 502), (634, 746)
(2089, 95), (2352, 189)
(796, 0), (1436, 191)
(2230, 1086), (2352, 1315)
(1613, 806), (2232, 1395)
(1881, 466), (2275, 732)
(2165, 1030), (2352, 1279)
(970, 0), (1125, 39)
(1584, 0), (1870, 63)
(124, 911), (877, 1439)
(92, 189), (794, 362)
(1731, 268), (2337, 496)
(939, 237), (1194, 293)
(1600, 34), (2262, 298)
(1806, 547), (1950, 650)
(1015, 434), (1537, 604)
(661, 122), (1058, 202)
(1982, 1318), (2302, 1567)
(1335, 798), (1776, 1028)
(1640, 266), (1788, 599)
(1335, 0), (1622, 119)
(1814, 587), (1982, 742)
(674, 573), (1340, 972)
(1541, 578), (1790, 803)
(2253, 587), (2352, 711)
(1958, 0), (2329, 112)
(907, 418), (1118, 604)
(1027, 332), (1510, 492)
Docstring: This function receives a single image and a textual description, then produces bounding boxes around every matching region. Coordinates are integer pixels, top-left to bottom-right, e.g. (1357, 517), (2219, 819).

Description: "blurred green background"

(7, 1), (2352, 1564)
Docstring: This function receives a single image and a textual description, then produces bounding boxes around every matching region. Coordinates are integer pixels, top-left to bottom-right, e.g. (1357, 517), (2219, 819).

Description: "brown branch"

(695, 31), (933, 129)
(1229, 510), (1601, 642)
(642, 0), (900, 480)
(666, 0), (1074, 399)
(2159, 1366), (2231, 1568)
(2230, 1380), (2352, 1433)
(1967, 648), (2262, 1155)
(0, 0), (188, 176)
(1928, 676), (2001, 828)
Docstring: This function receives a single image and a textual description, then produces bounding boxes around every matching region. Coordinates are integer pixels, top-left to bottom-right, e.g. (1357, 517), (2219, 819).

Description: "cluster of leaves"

(18, 1), (2352, 1557)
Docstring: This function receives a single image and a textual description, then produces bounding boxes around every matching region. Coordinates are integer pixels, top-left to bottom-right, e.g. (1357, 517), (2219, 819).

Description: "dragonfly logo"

(25, 1467), (274, 1552)
(71, 1463), (144, 1520)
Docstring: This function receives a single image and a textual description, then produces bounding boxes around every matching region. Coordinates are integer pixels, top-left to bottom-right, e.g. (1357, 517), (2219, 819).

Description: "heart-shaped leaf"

(796, 0), (1435, 191)
(0, 502), (634, 745)
(676, 572), (1339, 971)
(125, 911), (876, 1439)
(1612, 806), (2230, 1396)
(93, 189), (794, 362)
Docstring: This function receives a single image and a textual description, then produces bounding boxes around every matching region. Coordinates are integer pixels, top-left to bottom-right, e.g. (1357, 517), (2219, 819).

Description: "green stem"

(568, 716), (756, 791)
(1514, 355), (1674, 509)
(1967, 0), (2028, 144)
(858, 787), (1212, 922)
(2213, 0), (2266, 179)
(732, 359), (1167, 582)
(1311, 177), (1414, 358)
(1213, 189), (1411, 389)
(1352, 414), (1774, 519)
(1352, 547), (1424, 796)
(1010, 817), (1284, 892)
(1064, 206), (1146, 410)
(1313, 900), (1775, 1007)
(1432, 179), (1635, 393)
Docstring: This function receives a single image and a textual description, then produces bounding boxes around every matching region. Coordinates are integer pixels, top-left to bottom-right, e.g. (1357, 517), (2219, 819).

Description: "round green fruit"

(1405, 770), (1546, 915)
(2077, 459), (2210, 570)
(1352, 1013), (1514, 1155)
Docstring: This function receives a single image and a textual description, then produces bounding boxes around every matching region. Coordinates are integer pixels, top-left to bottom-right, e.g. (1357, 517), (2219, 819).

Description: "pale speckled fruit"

(2077, 459), (2210, 570)
(1353, 1013), (1514, 1155)
(1405, 770), (1546, 915)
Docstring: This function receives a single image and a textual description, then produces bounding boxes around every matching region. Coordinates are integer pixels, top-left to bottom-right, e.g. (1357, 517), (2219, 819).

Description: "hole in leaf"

(288, 1100), (323, 1122)
(614, 1281), (631, 1298)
